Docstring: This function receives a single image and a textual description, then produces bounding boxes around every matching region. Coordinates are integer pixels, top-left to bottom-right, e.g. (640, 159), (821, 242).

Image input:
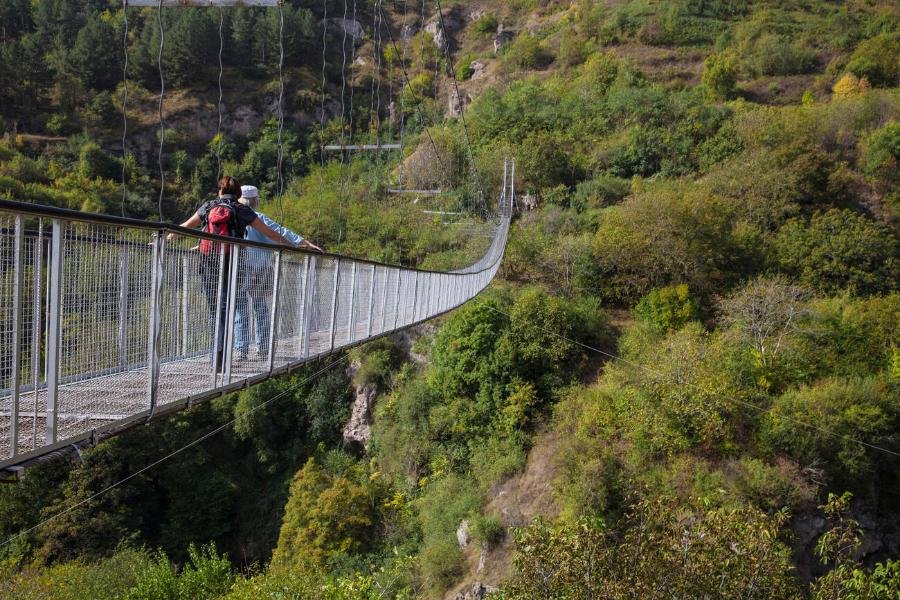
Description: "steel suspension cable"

(0, 355), (351, 552)
(348, 0), (358, 149)
(434, 0), (487, 218)
(215, 5), (225, 182)
(374, 0), (383, 152)
(377, 2), (449, 189)
(397, 0), (409, 191)
(120, 0), (130, 217)
(316, 0), (329, 238)
(155, 0), (166, 221)
(319, 0), (328, 172)
(275, 1), (286, 223)
(337, 0), (349, 244)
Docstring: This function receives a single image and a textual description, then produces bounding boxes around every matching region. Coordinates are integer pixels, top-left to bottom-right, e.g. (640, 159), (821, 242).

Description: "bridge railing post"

(391, 270), (401, 330)
(146, 230), (166, 418)
(210, 245), (227, 387)
(411, 270), (420, 323)
(348, 262), (358, 343)
(302, 256), (316, 358)
(180, 255), (189, 356)
(366, 265), (376, 338)
(222, 244), (241, 382)
(266, 250), (282, 372)
(44, 219), (64, 445)
(9, 216), (25, 456)
(117, 248), (130, 369)
(328, 259), (341, 352)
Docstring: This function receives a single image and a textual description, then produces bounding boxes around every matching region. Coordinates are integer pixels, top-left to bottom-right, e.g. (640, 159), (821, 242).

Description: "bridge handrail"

(0, 198), (506, 276)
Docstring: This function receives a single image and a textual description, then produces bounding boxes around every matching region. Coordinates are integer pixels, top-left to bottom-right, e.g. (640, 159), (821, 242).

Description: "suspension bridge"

(0, 0), (507, 478)
(0, 161), (512, 478)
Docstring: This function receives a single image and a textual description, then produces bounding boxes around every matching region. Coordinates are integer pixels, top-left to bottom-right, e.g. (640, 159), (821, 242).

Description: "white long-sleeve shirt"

(245, 211), (303, 268)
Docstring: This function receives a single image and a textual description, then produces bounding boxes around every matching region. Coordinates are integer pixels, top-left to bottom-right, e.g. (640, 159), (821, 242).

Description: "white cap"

(240, 185), (259, 199)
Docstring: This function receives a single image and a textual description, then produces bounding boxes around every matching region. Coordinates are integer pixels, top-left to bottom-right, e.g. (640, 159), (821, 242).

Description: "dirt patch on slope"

(444, 429), (562, 599)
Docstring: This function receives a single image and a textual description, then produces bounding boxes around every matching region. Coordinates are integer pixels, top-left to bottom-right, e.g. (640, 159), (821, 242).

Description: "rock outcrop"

(342, 361), (377, 451)
(452, 582), (498, 600)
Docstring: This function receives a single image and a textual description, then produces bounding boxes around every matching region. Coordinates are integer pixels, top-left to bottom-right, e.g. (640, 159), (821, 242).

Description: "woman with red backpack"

(168, 176), (294, 372)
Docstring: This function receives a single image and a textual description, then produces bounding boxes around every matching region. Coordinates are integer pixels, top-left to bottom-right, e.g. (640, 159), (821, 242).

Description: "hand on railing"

(300, 240), (324, 254)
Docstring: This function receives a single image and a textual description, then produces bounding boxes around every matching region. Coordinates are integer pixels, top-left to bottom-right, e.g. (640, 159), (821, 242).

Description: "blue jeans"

(235, 268), (272, 354)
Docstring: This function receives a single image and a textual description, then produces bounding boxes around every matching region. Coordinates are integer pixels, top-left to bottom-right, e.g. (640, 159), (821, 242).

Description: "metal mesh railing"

(0, 167), (512, 469)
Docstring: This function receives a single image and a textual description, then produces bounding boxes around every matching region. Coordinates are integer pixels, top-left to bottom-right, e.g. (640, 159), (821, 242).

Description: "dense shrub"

(703, 52), (738, 100)
(862, 120), (899, 186)
(572, 175), (630, 209)
(503, 498), (798, 599)
(472, 14), (498, 36)
(503, 34), (551, 70)
(846, 33), (900, 87)
(634, 284), (702, 333)
(772, 209), (898, 296)
(591, 185), (743, 303)
(271, 459), (375, 570)
(760, 377), (898, 488)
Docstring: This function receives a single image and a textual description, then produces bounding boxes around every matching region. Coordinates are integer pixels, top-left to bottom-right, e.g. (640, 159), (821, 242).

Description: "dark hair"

(218, 176), (241, 197)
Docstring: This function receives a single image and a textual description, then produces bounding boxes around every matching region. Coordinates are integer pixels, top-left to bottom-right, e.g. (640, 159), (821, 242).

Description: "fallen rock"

(470, 60), (489, 80)
(457, 519), (471, 548)
(448, 85), (471, 117)
(494, 23), (516, 53)
(342, 366), (377, 451)
(453, 582), (498, 600)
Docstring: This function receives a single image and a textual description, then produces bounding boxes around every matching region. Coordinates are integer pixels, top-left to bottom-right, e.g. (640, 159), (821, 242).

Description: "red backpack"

(199, 198), (238, 256)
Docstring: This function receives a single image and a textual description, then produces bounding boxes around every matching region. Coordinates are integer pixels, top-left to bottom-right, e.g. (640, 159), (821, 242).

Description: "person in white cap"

(235, 185), (322, 360)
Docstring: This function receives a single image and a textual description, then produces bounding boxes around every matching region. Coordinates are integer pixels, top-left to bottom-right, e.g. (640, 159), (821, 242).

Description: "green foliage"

(591, 185), (744, 303)
(417, 473), (478, 590)
(503, 497), (798, 599)
(761, 377), (898, 488)
(272, 458), (375, 571)
(633, 284), (702, 333)
(862, 120), (899, 187)
(703, 52), (738, 100)
(233, 370), (350, 471)
(455, 53), (477, 81)
(470, 514), (505, 547)
(846, 33), (900, 87)
(811, 492), (900, 600)
(351, 338), (405, 390)
(572, 174), (630, 209)
(472, 14), (498, 36)
(0, 544), (233, 600)
(503, 34), (550, 71)
(773, 209), (898, 296)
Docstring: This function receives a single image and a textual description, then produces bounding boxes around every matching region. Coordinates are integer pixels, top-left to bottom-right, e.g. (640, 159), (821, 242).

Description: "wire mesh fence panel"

(394, 269), (413, 329)
(55, 223), (152, 446)
(273, 253), (306, 369)
(13, 221), (45, 455)
(381, 268), (400, 334)
(157, 243), (212, 406)
(352, 264), (373, 342)
(309, 258), (336, 357)
(332, 260), (355, 349)
(227, 243), (278, 382)
(370, 265), (386, 337)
